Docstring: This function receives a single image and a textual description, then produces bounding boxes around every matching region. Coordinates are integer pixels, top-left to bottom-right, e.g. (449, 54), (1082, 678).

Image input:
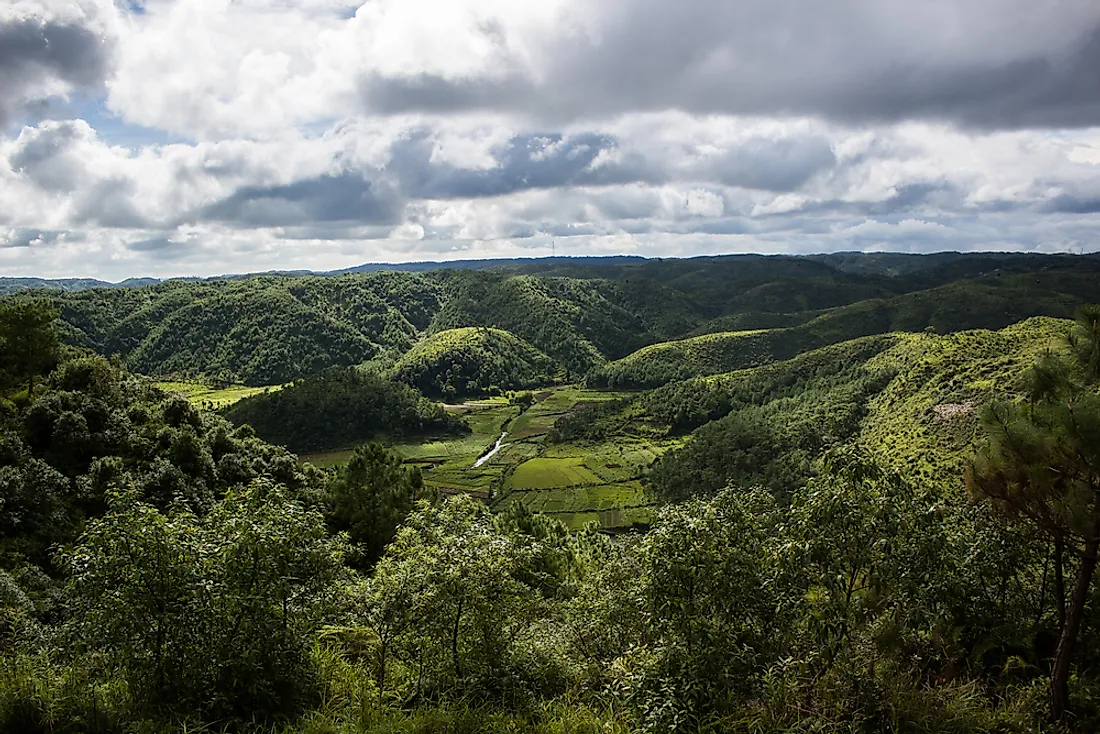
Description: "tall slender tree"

(967, 305), (1100, 721)
(0, 299), (61, 398)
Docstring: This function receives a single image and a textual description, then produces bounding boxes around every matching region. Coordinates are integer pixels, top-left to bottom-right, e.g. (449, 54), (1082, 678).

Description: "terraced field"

(156, 380), (285, 409)
(295, 385), (657, 530)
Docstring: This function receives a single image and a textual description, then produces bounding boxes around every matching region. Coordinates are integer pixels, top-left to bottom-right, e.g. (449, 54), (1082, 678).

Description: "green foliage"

(619, 488), (778, 731)
(63, 480), (348, 720)
(1, 354), (309, 568)
(359, 496), (553, 704)
(325, 444), (430, 569)
(391, 328), (554, 399)
(968, 306), (1100, 720)
(224, 366), (468, 453)
(0, 298), (61, 396)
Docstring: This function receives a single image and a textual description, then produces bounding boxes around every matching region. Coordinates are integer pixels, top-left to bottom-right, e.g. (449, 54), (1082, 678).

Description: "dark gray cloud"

(199, 172), (404, 227)
(704, 136), (836, 191)
(0, 16), (113, 129)
(0, 228), (64, 248)
(360, 1), (1100, 130)
(1044, 194), (1100, 215)
(10, 120), (86, 190)
(387, 130), (660, 199)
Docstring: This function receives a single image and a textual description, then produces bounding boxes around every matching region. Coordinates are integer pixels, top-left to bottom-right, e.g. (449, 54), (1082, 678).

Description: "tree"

(625, 487), (779, 730)
(64, 480), (348, 720)
(362, 496), (544, 701)
(967, 305), (1100, 721)
(325, 443), (429, 569)
(0, 299), (61, 398)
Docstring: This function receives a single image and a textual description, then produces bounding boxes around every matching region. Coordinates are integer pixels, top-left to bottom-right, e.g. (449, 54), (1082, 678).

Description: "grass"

(391, 435), (493, 461)
(299, 449), (357, 469)
(505, 457), (603, 490)
(293, 385), (659, 530)
(859, 317), (1072, 489)
(156, 380), (285, 409)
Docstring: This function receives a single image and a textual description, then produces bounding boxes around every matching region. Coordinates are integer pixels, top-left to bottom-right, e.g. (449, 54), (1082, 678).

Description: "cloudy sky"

(3, 0), (1100, 279)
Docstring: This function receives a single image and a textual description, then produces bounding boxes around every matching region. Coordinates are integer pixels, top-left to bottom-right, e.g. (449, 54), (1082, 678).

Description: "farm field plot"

(157, 380), (284, 409)
(508, 408), (567, 439)
(495, 481), (655, 530)
(301, 385), (665, 530)
(499, 480), (649, 512)
(462, 404), (519, 435)
(535, 387), (634, 410)
(504, 457), (603, 490)
(391, 435), (492, 461)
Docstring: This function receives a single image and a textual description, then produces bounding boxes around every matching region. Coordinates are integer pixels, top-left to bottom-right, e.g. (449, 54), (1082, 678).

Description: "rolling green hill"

(587, 329), (784, 389)
(390, 327), (555, 398)
(640, 317), (1072, 502)
(590, 269), (1099, 389)
(5, 253), (1099, 391)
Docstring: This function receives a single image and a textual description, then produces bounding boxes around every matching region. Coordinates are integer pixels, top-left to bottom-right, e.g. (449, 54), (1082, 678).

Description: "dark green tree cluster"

(224, 366), (468, 453)
(325, 443), (432, 569)
(0, 299), (62, 398)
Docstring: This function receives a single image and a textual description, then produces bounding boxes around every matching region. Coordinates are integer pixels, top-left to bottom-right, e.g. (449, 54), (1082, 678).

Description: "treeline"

(223, 366), (467, 453)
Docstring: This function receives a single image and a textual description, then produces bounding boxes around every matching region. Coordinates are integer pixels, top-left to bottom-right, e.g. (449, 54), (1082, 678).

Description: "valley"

(5, 251), (1100, 732)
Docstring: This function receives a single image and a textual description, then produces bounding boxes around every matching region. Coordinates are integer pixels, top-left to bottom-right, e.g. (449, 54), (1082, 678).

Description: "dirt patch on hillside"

(931, 401), (976, 421)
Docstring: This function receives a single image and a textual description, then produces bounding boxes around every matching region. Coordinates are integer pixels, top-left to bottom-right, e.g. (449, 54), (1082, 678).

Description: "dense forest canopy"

(3, 256), (1100, 732)
(222, 366), (468, 453)
(390, 327), (556, 399)
(5, 252), (1098, 387)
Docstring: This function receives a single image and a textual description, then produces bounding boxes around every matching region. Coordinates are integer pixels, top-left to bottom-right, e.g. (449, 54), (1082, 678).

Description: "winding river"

(472, 431), (508, 468)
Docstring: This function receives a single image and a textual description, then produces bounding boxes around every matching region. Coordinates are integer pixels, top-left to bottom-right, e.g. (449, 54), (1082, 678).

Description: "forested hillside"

(3, 253), (1096, 391)
(4, 258), (1100, 733)
(390, 327), (555, 398)
(640, 317), (1069, 501)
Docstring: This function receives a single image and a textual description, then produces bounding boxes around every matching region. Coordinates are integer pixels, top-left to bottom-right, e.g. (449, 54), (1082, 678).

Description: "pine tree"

(967, 305), (1100, 721)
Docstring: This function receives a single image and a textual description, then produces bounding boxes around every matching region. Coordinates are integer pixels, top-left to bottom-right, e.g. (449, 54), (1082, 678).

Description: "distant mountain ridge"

(0, 276), (161, 295)
(6, 250), (1099, 296)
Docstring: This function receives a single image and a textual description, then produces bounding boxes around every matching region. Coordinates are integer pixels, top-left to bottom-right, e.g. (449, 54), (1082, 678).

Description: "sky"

(3, 1), (1100, 280)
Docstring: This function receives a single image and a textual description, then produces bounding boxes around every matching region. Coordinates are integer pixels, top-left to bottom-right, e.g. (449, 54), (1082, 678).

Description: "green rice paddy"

(294, 384), (658, 531)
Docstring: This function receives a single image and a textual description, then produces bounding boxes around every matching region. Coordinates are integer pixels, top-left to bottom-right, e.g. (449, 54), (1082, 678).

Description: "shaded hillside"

(223, 366), (467, 453)
(53, 274), (439, 385)
(595, 269), (1100, 389)
(424, 271), (697, 374)
(391, 327), (554, 398)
